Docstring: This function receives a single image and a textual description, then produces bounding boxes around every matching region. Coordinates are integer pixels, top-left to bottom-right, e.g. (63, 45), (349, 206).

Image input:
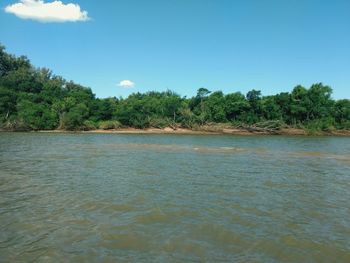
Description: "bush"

(130, 116), (150, 129)
(255, 120), (286, 130)
(305, 118), (335, 132)
(1, 117), (31, 131)
(83, 120), (98, 131)
(149, 117), (170, 128)
(179, 108), (197, 128)
(334, 120), (350, 130)
(99, 120), (122, 130)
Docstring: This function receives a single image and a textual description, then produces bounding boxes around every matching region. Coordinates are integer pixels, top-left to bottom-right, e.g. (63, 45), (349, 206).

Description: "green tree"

(261, 96), (282, 120)
(162, 90), (182, 123)
(63, 103), (89, 130)
(275, 92), (291, 123)
(194, 87), (211, 124)
(334, 99), (350, 129)
(206, 91), (227, 122)
(290, 85), (309, 124)
(0, 87), (17, 122)
(17, 99), (57, 130)
(246, 89), (262, 123)
(225, 92), (250, 122)
(307, 83), (333, 120)
(0, 44), (349, 132)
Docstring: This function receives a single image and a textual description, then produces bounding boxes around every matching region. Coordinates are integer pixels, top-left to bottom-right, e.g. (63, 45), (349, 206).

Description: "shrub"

(99, 120), (122, 130)
(1, 117), (31, 131)
(149, 117), (170, 128)
(83, 120), (98, 131)
(255, 120), (286, 130)
(305, 118), (335, 132)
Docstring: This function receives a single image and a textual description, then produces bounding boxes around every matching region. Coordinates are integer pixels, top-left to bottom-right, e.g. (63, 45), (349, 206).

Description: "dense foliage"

(0, 45), (349, 131)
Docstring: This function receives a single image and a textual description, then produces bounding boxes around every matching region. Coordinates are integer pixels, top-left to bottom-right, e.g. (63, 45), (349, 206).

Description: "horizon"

(1, 0), (349, 99)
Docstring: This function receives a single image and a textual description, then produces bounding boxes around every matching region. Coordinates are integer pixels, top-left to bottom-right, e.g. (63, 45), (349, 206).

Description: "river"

(0, 133), (349, 262)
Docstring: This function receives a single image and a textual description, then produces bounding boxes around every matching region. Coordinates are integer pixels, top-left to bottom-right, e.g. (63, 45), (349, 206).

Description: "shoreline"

(2, 127), (350, 136)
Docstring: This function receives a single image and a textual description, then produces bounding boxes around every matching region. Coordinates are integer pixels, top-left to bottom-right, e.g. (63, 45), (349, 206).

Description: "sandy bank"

(24, 127), (350, 136)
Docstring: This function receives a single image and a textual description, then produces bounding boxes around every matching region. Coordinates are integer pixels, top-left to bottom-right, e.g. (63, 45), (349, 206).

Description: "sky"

(0, 0), (349, 99)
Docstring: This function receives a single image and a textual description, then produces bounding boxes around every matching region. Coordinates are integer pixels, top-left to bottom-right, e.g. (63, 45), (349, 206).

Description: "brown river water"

(0, 132), (349, 262)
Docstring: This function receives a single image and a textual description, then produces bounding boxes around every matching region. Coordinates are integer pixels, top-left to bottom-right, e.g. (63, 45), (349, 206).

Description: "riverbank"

(2, 127), (347, 136)
(81, 127), (307, 136)
(82, 127), (350, 136)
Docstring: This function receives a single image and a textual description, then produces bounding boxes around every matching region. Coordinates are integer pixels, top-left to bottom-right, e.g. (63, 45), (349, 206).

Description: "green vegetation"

(0, 45), (349, 132)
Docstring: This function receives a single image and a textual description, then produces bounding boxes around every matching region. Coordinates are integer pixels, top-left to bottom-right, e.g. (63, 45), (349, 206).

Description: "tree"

(334, 99), (350, 129)
(91, 98), (118, 121)
(290, 85), (309, 123)
(162, 90), (182, 123)
(17, 99), (57, 130)
(195, 87), (211, 124)
(196, 87), (211, 110)
(275, 92), (291, 123)
(0, 44), (349, 132)
(246, 89), (262, 123)
(0, 87), (17, 122)
(0, 45), (31, 77)
(261, 96), (282, 120)
(225, 92), (250, 121)
(62, 103), (89, 130)
(206, 91), (227, 122)
(307, 83), (333, 120)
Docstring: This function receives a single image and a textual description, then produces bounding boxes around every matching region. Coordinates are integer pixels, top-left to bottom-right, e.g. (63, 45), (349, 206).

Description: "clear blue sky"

(1, 0), (349, 99)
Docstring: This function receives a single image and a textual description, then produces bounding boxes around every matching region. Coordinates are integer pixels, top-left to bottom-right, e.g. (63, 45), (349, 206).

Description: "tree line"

(0, 45), (349, 131)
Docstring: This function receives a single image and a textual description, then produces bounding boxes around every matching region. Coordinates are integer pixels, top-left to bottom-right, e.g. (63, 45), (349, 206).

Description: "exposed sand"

(26, 127), (350, 136)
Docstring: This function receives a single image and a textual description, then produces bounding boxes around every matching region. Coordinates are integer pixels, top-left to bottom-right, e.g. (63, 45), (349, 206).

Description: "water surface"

(0, 133), (350, 262)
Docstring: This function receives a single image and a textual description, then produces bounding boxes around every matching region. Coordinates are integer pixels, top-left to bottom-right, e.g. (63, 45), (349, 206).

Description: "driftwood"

(246, 126), (281, 134)
(238, 120), (285, 134)
(169, 124), (177, 130)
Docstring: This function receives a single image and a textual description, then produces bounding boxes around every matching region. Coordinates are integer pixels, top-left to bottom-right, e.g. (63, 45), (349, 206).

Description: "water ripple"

(0, 133), (349, 261)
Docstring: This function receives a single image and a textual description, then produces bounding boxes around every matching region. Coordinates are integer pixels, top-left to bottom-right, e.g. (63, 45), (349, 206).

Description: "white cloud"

(5, 0), (90, 23)
(118, 80), (135, 88)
